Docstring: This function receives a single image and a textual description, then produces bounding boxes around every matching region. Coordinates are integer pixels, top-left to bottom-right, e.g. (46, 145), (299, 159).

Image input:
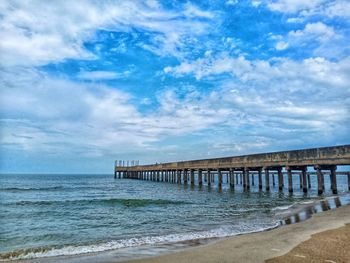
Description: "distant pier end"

(114, 145), (350, 195)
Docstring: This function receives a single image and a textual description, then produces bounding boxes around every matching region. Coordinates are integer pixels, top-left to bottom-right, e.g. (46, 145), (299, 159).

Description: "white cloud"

(251, 1), (262, 7)
(286, 17), (304, 23)
(267, 0), (325, 13)
(267, 0), (350, 18)
(2, 54), (350, 165)
(325, 0), (350, 17)
(0, 67), (233, 157)
(0, 0), (214, 67)
(165, 54), (350, 88)
(276, 22), (345, 58)
(163, 53), (350, 143)
(77, 70), (131, 80)
(226, 0), (238, 6)
(288, 22), (337, 43)
(275, 41), (289, 50)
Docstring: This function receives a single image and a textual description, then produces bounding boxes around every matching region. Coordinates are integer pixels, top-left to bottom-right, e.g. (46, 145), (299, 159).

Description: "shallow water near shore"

(1, 173), (349, 262)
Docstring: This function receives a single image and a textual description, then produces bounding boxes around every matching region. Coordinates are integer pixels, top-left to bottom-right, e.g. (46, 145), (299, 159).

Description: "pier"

(114, 145), (350, 195)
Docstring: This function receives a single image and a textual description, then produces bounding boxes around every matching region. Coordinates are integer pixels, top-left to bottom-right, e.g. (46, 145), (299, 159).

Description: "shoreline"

(123, 203), (350, 263)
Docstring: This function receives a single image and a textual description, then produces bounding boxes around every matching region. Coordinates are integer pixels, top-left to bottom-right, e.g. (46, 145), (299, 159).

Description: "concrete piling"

(330, 166), (337, 194)
(278, 167), (283, 191)
(218, 169), (222, 187)
(258, 169), (262, 190)
(198, 170), (203, 185)
(315, 166), (323, 195)
(287, 167), (293, 193)
(246, 169), (250, 190)
(265, 168), (270, 191)
(302, 168), (307, 193)
(230, 169), (234, 188)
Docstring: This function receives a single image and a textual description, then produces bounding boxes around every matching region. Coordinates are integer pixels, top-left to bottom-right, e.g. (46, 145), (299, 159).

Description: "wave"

(7, 198), (190, 207)
(0, 186), (64, 192)
(271, 204), (295, 211)
(0, 223), (280, 261)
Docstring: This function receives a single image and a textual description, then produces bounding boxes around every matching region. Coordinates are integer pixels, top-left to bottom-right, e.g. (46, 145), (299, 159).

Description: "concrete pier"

(115, 145), (350, 195)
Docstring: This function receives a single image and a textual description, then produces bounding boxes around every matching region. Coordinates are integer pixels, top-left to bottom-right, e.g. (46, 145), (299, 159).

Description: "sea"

(1, 173), (350, 262)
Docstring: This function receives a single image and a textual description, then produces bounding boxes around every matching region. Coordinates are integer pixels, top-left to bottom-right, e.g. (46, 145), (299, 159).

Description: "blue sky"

(1, 0), (349, 173)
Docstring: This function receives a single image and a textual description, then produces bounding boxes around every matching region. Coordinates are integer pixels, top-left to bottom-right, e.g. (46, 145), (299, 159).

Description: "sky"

(0, 0), (350, 174)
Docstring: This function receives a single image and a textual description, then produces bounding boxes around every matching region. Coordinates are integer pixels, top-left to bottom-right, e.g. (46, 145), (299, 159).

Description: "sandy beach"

(124, 204), (350, 263)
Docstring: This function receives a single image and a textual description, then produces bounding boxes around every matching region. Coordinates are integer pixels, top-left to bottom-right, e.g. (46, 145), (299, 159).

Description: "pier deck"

(115, 145), (350, 194)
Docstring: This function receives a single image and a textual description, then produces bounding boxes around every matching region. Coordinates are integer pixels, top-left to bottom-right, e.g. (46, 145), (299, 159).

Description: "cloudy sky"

(1, 0), (349, 173)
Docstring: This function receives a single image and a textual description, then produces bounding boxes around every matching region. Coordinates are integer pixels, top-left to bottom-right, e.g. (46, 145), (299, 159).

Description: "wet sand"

(267, 224), (350, 263)
(124, 204), (350, 263)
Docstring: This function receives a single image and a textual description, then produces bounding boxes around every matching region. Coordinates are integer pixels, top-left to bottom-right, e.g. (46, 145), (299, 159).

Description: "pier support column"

(230, 169), (235, 188)
(251, 173), (255, 186)
(315, 166), (324, 195)
(278, 167), (283, 191)
(236, 173), (238, 185)
(207, 170), (211, 186)
(218, 169), (222, 187)
(286, 167), (293, 193)
(183, 169), (188, 184)
(190, 170), (195, 185)
(302, 167), (307, 193)
(299, 173), (303, 189)
(242, 170), (247, 189)
(330, 166), (337, 194)
(246, 169), (250, 190)
(226, 173), (229, 184)
(272, 173), (275, 187)
(177, 170), (181, 184)
(114, 171), (117, 179)
(198, 170), (203, 185)
(258, 169), (262, 190)
(265, 168), (270, 191)
(240, 173), (242, 184)
(157, 171), (160, 182)
(307, 173), (311, 189)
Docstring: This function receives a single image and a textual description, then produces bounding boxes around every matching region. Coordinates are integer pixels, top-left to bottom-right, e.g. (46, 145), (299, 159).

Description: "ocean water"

(1, 173), (349, 261)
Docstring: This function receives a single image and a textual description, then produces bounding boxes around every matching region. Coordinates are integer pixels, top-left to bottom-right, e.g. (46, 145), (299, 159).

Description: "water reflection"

(282, 197), (346, 225)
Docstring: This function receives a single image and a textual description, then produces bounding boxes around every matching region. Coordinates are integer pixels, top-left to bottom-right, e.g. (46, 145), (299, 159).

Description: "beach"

(125, 204), (350, 263)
